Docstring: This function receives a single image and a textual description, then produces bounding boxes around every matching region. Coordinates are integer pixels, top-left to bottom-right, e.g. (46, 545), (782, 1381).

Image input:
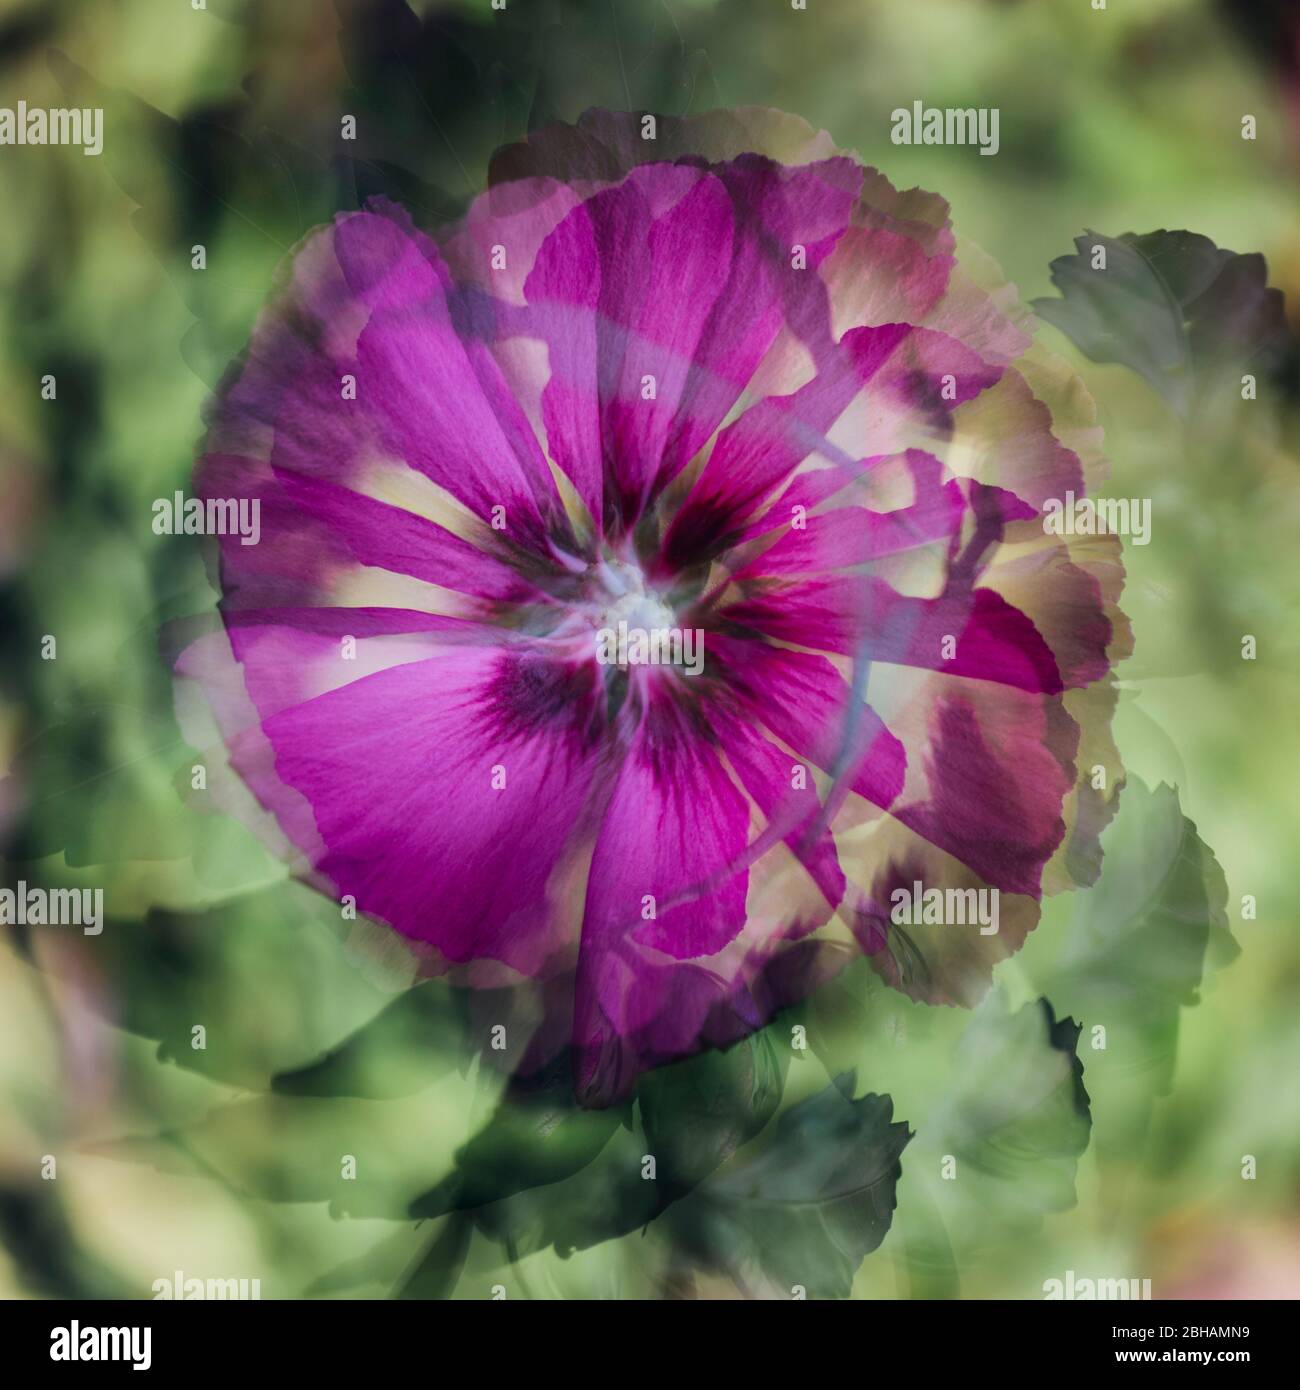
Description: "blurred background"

(1, 0), (1298, 1299)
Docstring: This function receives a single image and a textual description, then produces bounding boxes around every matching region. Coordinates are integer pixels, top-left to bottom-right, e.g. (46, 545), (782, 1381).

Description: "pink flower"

(179, 109), (1128, 1104)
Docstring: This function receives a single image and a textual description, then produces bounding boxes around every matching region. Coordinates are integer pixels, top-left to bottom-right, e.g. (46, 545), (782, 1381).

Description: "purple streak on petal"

(732, 485), (966, 576)
(726, 577), (1065, 694)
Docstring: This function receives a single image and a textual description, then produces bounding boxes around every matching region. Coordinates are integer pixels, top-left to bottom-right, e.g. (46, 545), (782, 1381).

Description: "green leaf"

(931, 997), (1092, 1226)
(272, 981), (491, 1099)
(303, 1226), (426, 1297)
(409, 1051), (627, 1220)
(637, 1029), (788, 1203)
(1033, 229), (1293, 416)
(87, 1089), (466, 1219)
(1044, 778), (1234, 1147)
(438, 1034), (790, 1267)
(470, 1123), (659, 1263)
(664, 1080), (912, 1299)
(79, 890), (387, 1090)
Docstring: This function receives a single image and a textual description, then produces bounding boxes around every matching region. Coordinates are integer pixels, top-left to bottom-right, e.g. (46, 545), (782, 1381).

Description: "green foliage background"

(1, 0), (1298, 1299)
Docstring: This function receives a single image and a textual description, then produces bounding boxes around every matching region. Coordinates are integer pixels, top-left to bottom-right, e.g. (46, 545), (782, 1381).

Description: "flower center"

(590, 559), (676, 637)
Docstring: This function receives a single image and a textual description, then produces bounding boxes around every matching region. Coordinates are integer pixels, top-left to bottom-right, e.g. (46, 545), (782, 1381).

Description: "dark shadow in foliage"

(393, 1210), (473, 1300)
(0, 1183), (128, 1299)
(2, 707), (192, 868)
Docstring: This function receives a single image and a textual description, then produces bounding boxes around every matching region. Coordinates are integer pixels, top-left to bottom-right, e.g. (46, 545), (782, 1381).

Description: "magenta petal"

(652, 156), (863, 482)
(711, 706), (847, 909)
(727, 577), (1065, 695)
(572, 697), (752, 1100)
(524, 157), (863, 534)
(892, 688), (1077, 896)
(582, 699), (751, 964)
(710, 634), (907, 812)
(664, 323), (912, 562)
(525, 165), (737, 528)
(251, 646), (601, 974)
(663, 322), (1001, 567)
(343, 228), (563, 550)
(270, 468), (541, 602)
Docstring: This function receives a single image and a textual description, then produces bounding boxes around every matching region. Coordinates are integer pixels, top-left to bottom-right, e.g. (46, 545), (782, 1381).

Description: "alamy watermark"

(890, 101), (1000, 156)
(1043, 1270), (1151, 1300)
(595, 621), (704, 676)
(890, 881), (1000, 935)
(0, 882), (102, 935)
(1, 102), (103, 156)
(152, 1270), (261, 1300)
(50, 1323), (150, 1370)
(1043, 492), (1152, 545)
(152, 492), (260, 545)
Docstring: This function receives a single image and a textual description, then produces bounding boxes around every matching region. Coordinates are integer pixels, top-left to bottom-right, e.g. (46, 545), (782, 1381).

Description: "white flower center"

(591, 559), (676, 636)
